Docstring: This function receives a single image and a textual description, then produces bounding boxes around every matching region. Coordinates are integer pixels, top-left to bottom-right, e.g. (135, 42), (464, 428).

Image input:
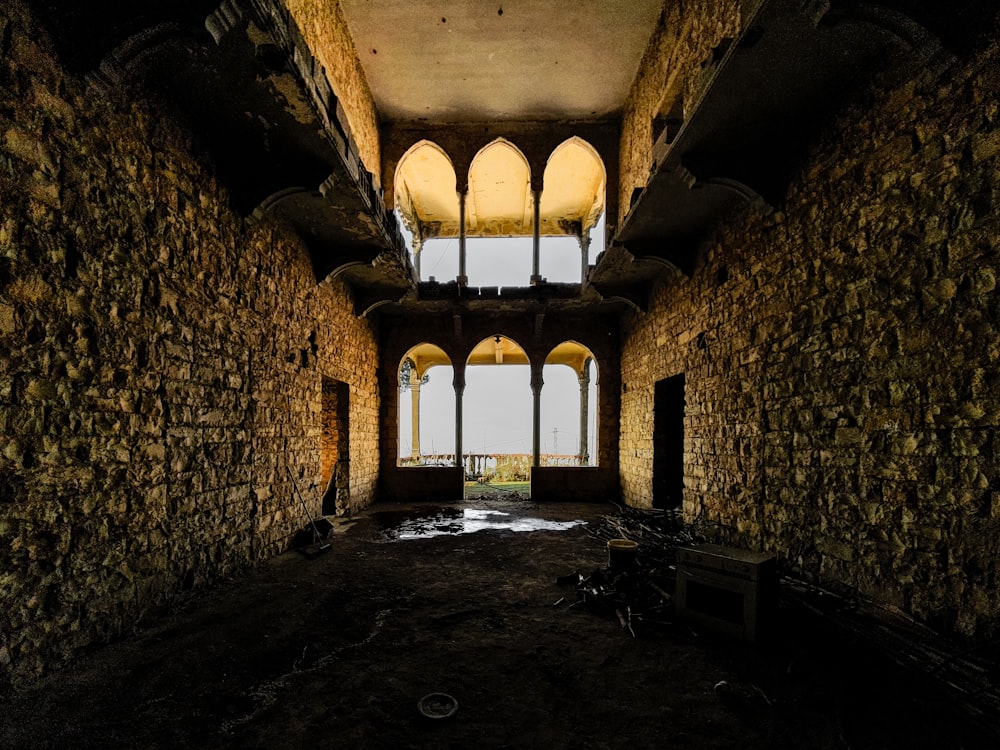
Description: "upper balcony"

(592, 0), (948, 310)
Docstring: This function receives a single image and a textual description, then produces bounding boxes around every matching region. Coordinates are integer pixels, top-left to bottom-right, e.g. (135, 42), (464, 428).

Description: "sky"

(396, 214), (605, 461)
(417, 213), (606, 286)
(398, 363), (599, 459)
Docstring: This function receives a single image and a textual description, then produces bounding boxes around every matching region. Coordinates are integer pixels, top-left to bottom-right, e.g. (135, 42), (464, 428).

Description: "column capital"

(529, 371), (544, 394)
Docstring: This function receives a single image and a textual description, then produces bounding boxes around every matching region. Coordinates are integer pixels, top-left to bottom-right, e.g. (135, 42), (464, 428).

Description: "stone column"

(413, 234), (424, 282)
(530, 364), (543, 467)
(579, 230), (591, 288)
(454, 366), (466, 473)
(530, 187), (542, 285)
(409, 368), (422, 460)
(457, 189), (468, 287)
(578, 358), (591, 466)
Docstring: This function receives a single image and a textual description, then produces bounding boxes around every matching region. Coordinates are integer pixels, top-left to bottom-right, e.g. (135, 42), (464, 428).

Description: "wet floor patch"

(374, 507), (586, 541)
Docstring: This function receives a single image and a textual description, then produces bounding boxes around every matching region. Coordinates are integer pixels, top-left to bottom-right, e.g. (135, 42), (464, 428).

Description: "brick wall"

(619, 38), (1000, 637)
(0, 1), (379, 683)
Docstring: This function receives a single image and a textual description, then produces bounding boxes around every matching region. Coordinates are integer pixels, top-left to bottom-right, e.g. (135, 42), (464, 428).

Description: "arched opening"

(539, 137), (607, 284)
(543, 342), (598, 466)
(462, 140), (535, 286)
(467, 139), (533, 236)
(540, 137), (606, 235)
(397, 343), (454, 466)
(392, 137), (609, 286)
(463, 334), (532, 494)
(393, 141), (459, 280)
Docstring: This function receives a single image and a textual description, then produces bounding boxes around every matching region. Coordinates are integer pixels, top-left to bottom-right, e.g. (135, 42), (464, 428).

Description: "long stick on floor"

(286, 466), (331, 556)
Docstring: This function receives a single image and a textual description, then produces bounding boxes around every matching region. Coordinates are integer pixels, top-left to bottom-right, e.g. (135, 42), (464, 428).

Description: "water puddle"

(375, 507), (585, 541)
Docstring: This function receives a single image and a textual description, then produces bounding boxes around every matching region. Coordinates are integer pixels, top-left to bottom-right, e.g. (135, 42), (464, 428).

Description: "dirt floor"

(1, 497), (995, 749)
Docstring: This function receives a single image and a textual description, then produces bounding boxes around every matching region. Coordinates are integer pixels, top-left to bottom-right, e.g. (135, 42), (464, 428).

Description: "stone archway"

(397, 343), (453, 465)
(543, 341), (599, 466)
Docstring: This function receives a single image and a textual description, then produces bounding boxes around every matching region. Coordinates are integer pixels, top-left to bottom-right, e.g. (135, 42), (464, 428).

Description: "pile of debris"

(464, 481), (531, 502)
(782, 575), (1000, 741)
(585, 503), (705, 568)
(556, 564), (673, 637)
(563, 503), (1000, 741)
(554, 504), (716, 637)
(471, 490), (530, 502)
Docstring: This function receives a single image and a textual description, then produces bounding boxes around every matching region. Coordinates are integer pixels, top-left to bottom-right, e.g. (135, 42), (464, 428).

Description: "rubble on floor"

(566, 503), (1000, 742)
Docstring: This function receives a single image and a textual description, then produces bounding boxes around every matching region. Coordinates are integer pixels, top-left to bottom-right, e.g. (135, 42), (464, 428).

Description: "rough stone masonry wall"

(0, 1), (379, 684)
(618, 0), (741, 229)
(620, 38), (1000, 637)
(285, 0), (382, 180)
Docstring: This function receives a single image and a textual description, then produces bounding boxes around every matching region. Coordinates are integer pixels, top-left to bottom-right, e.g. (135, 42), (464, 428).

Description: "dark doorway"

(321, 377), (350, 515)
(653, 373), (685, 509)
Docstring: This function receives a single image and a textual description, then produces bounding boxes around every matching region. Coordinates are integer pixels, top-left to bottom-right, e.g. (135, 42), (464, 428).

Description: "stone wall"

(618, 0), (741, 228)
(382, 466), (465, 504)
(0, 1), (379, 683)
(285, 0), (382, 180)
(619, 37), (1000, 637)
(530, 466), (612, 503)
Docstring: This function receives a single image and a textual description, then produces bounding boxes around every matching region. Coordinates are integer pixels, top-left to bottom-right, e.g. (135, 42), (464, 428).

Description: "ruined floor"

(0, 498), (992, 749)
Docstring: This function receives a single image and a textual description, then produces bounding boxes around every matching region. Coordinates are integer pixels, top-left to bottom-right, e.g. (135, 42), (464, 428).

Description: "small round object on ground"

(418, 692), (458, 719)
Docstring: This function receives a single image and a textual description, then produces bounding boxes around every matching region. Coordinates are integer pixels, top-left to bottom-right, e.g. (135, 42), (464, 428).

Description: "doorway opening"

(321, 377), (350, 515)
(653, 373), (685, 510)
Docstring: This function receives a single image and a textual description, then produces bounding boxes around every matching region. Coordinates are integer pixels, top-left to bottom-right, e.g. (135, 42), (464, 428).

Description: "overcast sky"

(399, 363), (599, 458)
(397, 214), (605, 461)
(417, 213), (605, 286)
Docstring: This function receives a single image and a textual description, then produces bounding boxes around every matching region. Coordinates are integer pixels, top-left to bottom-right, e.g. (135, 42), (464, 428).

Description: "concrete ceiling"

(339, 0), (665, 123)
